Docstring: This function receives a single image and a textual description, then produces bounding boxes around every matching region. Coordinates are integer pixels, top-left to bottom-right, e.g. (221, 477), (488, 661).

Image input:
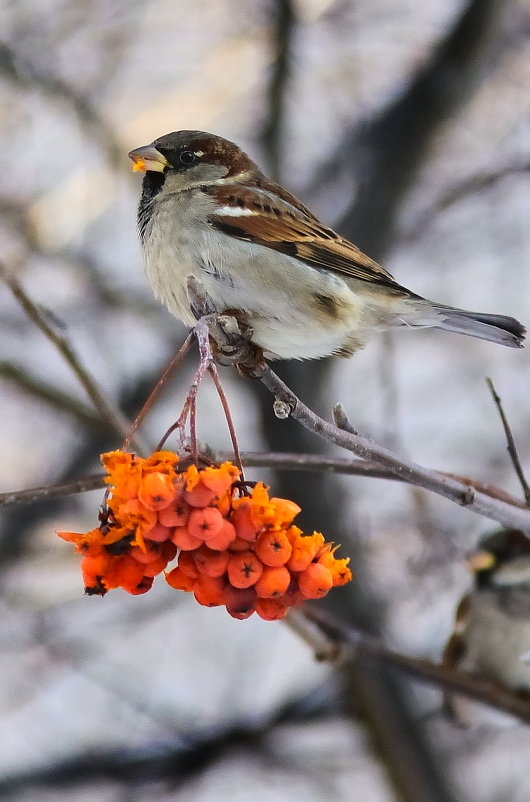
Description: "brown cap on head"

(129, 131), (256, 176)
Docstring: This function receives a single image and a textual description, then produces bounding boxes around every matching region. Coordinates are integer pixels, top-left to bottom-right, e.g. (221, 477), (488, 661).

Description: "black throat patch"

(138, 172), (165, 240)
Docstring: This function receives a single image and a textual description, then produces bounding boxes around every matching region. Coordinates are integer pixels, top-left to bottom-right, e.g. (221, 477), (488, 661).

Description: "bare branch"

(12, 284), (516, 530)
(256, 365), (530, 532)
(298, 606), (530, 724)
(2, 450), (526, 511)
(0, 262), (144, 450)
(226, 451), (527, 508)
(0, 474), (105, 508)
(122, 332), (193, 452)
(153, 301), (530, 533)
(486, 377), (530, 505)
(208, 364), (244, 477)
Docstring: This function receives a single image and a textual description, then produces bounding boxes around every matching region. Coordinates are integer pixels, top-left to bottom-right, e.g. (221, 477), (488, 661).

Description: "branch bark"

(257, 366), (530, 533)
(293, 607), (530, 724)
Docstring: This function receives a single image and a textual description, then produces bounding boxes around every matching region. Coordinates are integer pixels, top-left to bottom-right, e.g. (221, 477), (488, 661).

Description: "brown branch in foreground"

(486, 377), (530, 506)
(289, 606), (530, 725)
(176, 297), (529, 532)
(0, 262), (145, 451)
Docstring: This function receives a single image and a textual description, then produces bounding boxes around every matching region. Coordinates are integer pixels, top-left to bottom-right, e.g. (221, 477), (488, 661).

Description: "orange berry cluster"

(58, 450), (352, 620)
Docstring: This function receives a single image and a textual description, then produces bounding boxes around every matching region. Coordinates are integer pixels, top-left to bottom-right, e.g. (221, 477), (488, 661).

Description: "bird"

(128, 130), (525, 361)
(443, 529), (530, 724)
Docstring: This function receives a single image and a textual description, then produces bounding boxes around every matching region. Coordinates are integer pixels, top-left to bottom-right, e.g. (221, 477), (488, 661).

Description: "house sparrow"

(129, 131), (526, 360)
(443, 529), (530, 723)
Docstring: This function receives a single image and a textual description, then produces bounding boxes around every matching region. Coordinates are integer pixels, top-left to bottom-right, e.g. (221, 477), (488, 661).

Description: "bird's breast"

(140, 190), (367, 358)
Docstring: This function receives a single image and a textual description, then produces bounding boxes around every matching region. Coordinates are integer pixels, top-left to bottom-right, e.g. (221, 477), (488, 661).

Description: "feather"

(205, 184), (404, 291)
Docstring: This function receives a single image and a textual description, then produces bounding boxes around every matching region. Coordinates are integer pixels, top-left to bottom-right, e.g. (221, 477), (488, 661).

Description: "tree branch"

(0, 262), (144, 450)
(0, 359), (101, 424)
(294, 606), (530, 724)
(256, 366), (530, 532)
(486, 377), (530, 505)
(3, 450), (526, 512)
(0, 474), (105, 508)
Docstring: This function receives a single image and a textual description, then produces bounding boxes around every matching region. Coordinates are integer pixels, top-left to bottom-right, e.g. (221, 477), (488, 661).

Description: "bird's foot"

(209, 313), (266, 377)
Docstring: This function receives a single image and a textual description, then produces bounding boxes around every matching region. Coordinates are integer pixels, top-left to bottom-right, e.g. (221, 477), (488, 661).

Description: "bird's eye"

(179, 150), (198, 167)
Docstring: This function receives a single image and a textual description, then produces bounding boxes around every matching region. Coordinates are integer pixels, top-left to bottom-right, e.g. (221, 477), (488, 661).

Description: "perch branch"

(256, 368), (530, 532)
(181, 293), (529, 533)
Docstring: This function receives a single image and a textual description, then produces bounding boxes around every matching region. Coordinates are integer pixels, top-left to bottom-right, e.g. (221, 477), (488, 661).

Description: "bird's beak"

(128, 145), (170, 174)
(466, 549), (496, 573)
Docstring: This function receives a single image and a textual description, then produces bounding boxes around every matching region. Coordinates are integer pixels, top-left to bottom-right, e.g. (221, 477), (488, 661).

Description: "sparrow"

(128, 131), (526, 361)
(443, 529), (530, 723)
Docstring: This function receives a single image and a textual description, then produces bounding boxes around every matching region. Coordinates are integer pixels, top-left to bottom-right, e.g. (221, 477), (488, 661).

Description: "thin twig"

(299, 606), (530, 724)
(154, 321), (212, 455)
(486, 377), (530, 506)
(1, 263), (144, 450)
(122, 332), (193, 452)
(185, 300), (527, 533)
(284, 608), (343, 662)
(216, 452), (526, 508)
(208, 364), (244, 477)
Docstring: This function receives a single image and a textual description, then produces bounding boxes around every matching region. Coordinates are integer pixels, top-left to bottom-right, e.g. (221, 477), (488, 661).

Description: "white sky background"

(0, 0), (529, 799)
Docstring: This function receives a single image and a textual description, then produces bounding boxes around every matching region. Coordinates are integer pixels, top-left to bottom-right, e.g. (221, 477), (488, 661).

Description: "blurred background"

(0, 0), (529, 799)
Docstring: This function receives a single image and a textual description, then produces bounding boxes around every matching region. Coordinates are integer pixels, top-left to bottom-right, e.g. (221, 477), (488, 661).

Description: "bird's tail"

(432, 305), (526, 349)
(400, 300), (526, 349)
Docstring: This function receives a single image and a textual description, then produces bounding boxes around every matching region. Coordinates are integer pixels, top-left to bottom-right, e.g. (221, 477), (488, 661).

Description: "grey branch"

(1, 451), (526, 511)
(195, 303), (530, 534)
(258, 365), (530, 533)
(292, 607), (530, 724)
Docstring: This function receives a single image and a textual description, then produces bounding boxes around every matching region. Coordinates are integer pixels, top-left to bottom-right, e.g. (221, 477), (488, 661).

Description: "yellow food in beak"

(466, 549), (496, 573)
(128, 145), (170, 173)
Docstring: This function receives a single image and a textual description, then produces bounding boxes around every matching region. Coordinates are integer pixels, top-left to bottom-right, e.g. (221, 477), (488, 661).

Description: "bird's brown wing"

(207, 184), (405, 292)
